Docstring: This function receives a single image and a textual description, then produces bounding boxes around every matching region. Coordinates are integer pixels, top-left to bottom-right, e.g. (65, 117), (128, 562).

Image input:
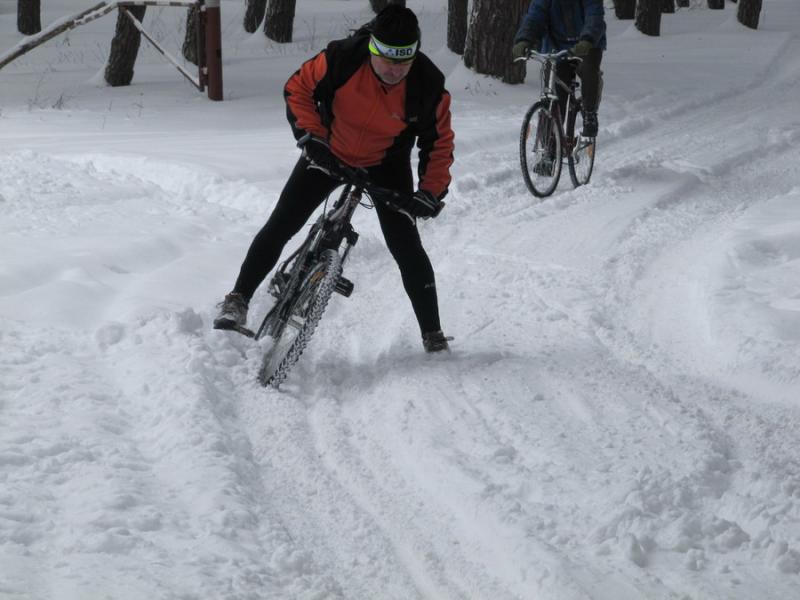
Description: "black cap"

(371, 5), (421, 48)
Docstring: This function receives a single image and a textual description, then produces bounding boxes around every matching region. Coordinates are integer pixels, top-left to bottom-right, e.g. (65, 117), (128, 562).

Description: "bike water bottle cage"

(369, 35), (417, 64)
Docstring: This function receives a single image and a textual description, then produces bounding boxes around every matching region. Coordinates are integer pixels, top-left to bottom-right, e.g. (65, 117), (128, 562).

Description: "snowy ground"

(1, 0), (799, 598)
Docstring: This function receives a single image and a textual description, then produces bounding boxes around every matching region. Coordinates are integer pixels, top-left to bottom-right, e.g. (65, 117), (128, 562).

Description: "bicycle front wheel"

(566, 102), (596, 188)
(258, 249), (342, 388)
(520, 100), (563, 198)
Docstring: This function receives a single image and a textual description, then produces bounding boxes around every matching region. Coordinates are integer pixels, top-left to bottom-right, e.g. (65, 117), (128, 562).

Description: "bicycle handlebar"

(330, 163), (445, 220)
(513, 49), (582, 64)
(297, 133), (444, 220)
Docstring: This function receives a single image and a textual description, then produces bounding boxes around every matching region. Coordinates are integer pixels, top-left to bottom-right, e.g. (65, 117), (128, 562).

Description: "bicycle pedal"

(335, 276), (354, 297)
(232, 325), (256, 338)
(214, 320), (256, 338)
(272, 271), (295, 297)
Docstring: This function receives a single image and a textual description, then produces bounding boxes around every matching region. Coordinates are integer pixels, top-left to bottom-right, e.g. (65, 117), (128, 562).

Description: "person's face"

(370, 54), (414, 85)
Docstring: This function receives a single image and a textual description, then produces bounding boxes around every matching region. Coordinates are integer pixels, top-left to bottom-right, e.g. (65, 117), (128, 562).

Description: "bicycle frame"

(528, 50), (582, 156)
(254, 182), (364, 342)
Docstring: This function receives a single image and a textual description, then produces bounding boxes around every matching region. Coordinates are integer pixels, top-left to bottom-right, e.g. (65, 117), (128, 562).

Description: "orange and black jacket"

(284, 34), (455, 200)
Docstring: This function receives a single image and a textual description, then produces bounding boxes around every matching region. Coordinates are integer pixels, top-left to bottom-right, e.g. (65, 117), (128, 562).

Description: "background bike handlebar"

(513, 49), (582, 64)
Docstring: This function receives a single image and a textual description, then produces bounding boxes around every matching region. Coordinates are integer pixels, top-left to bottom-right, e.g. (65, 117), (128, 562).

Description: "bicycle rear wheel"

(520, 100), (563, 198)
(566, 102), (596, 188)
(258, 248), (342, 388)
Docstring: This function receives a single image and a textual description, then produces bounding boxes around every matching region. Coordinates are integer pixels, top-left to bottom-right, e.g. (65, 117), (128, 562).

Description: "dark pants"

(232, 158), (442, 334)
(555, 48), (603, 115)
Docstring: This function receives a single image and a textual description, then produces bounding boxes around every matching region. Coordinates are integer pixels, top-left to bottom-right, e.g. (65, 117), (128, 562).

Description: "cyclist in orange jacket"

(214, 5), (455, 353)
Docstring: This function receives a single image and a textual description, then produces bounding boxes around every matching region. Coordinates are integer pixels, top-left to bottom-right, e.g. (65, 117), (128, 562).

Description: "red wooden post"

(205, 0), (223, 100)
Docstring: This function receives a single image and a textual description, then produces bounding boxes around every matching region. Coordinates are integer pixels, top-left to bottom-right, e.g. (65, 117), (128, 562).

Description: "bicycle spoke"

(287, 317), (305, 331)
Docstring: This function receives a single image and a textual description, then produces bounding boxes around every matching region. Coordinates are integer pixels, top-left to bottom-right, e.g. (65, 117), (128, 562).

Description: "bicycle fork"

(332, 227), (358, 298)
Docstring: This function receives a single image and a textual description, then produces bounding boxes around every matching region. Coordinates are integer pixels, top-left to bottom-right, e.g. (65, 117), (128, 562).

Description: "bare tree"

(370, 0), (406, 13)
(17, 0), (41, 35)
(661, 0), (675, 13)
(105, 6), (147, 87)
(707, 0), (725, 9)
(737, 0), (762, 29)
(447, 0), (468, 55)
(464, 0), (528, 85)
(613, 1), (636, 20)
(244, 0), (267, 33)
(182, 5), (199, 64)
(264, 0), (296, 43)
(636, 0), (662, 36)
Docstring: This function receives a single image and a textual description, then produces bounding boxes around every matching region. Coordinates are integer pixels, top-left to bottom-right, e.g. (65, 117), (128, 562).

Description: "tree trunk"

(737, 0), (761, 29)
(636, 0), (661, 36)
(614, 0), (636, 20)
(661, 0), (675, 13)
(370, 0), (406, 13)
(447, 0), (468, 55)
(264, 0), (296, 43)
(17, 0), (41, 35)
(105, 6), (147, 87)
(707, 0), (725, 9)
(464, 0), (528, 85)
(182, 5), (199, 64)
(244, 0), (267, 33)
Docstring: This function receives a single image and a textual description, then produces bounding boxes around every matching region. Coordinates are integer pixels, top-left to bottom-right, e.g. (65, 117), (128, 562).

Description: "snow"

(1, 0), (799, 598)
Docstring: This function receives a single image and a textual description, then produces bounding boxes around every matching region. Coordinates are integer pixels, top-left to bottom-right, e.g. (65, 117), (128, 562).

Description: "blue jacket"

(515, 0), (607, 52)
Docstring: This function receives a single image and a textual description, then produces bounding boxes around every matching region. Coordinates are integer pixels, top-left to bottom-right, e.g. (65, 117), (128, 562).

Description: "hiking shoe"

(422, 330), (451, 353)
(532, 157), (555, 176)
(213, 292), (249, 330)
(582, 111), (598, 137)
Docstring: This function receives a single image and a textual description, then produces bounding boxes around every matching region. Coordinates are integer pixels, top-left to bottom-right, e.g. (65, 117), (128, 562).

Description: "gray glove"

(571, 39), (593, 58)
(512, 40), (532, 60)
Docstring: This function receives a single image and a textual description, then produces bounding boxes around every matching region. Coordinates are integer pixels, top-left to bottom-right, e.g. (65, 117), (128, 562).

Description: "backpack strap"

(314, 32), (370, 129)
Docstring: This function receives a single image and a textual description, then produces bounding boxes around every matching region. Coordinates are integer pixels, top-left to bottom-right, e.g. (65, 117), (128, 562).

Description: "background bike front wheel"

(520, 100), (563, 198)
(258, 249), (342, 388)
(566, 102), (596, 188)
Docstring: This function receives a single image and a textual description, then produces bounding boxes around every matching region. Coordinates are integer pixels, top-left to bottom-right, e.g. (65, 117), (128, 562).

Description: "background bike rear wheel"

(258, 249), (342, 388)
(520, 100), (563, 198)
(566, 102), (596, 188)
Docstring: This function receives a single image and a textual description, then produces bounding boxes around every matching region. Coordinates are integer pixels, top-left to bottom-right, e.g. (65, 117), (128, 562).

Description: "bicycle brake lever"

(398, 208), (416, 225)
(375, 190), (417, 224)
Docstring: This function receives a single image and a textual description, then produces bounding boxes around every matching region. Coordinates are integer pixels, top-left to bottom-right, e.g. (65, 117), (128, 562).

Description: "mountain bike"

(515, 49), (596, 197)
(235, 165), (442, 388)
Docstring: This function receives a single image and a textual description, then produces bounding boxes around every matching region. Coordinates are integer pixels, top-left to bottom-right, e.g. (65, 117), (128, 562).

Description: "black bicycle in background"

(234, 165), (442, 388)
(515, 49), (597, 197)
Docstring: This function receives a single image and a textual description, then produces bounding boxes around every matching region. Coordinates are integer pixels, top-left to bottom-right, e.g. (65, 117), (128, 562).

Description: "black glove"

(399, 189), (441, 219)
(299, 135), (340, 174)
